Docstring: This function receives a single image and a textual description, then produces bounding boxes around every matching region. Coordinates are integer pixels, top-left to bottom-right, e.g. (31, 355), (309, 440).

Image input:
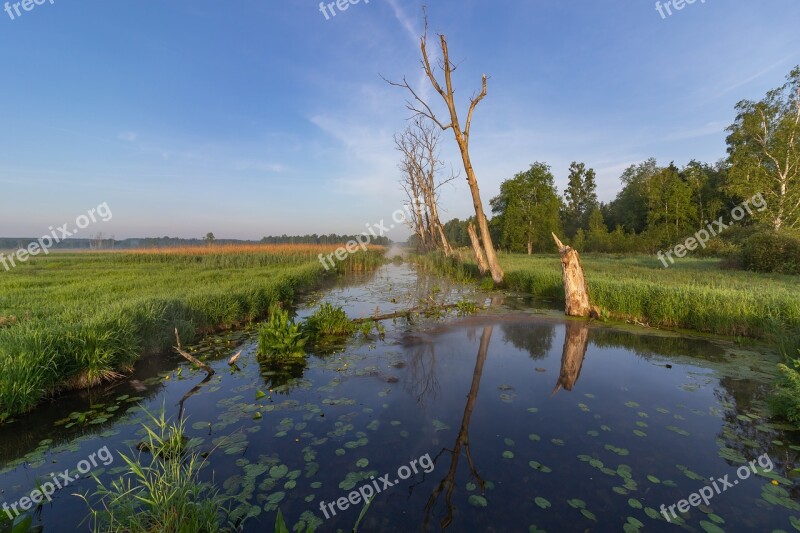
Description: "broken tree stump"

(551, 233), (599, 319)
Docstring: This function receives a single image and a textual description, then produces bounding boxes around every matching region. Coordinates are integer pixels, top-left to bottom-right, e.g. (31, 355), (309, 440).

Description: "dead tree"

(385, 11), (504, 283)
(552, 234), (599, 318)
(467, 221), (488, 275)
(395, 118), (455, 255)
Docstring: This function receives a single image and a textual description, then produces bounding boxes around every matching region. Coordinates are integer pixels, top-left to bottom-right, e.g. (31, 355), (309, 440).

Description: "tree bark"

(468, 222), (489, 275)
(551, 233), (598, 318)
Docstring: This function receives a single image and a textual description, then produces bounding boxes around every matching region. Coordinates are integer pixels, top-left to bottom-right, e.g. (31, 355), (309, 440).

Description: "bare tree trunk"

(468, 222), (489, 275)
(551, 233), (599, 318)
(385, 13), (504, 282)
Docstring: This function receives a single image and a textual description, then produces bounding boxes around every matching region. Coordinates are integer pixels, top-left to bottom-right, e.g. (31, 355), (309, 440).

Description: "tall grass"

(414, 251), (800, 354)
(79, 409), (228, 533)
(0, 246), (385, 418)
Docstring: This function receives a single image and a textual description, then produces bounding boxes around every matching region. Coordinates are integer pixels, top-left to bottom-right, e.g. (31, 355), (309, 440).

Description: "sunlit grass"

(0, 245), (385, 418)
(415, 250), (800, 354)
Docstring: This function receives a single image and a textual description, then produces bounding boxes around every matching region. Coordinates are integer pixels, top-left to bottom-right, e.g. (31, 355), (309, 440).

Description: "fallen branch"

(174, 328), (215, 376)
(228, 350), (242, 366)
(352, 303), (460, 323)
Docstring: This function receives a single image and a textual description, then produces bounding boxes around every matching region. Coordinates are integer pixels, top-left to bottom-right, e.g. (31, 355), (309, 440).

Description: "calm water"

(1, 263), (799, 532)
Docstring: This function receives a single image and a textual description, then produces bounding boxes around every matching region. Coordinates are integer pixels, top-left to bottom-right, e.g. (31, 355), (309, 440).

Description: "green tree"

(562, 161), (598, 237)
(205, 232), (215, 246)
(490, 163), (563, 254)
(605, 159), (659, 234)
(646, 163), (697, 243)
(726, 66), (800, 230)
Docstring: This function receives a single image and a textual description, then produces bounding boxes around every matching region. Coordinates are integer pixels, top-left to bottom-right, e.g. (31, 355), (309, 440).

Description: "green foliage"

(563, 161), (598, 237)
(304, 303), (356, 340)
(490, 162), (563, 254)
(455, 298), (480, 316)
(258, 306), (307, 359)
(80, 410), (228, 533)
(726, 66), (800, 231)
(769, 357), (800, 426)
(739, 230), (800, 274)
(0, 513), (38, 533)
(357, 319), (385, 339)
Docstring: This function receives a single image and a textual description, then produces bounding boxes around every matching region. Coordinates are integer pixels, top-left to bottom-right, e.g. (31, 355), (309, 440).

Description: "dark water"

(1, 264), (799, 532)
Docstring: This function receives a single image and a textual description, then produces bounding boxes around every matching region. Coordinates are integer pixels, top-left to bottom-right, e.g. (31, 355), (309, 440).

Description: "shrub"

(257, 306), (307, 359)
(739, 230), (800, 274)
(769, 357), (800, 426)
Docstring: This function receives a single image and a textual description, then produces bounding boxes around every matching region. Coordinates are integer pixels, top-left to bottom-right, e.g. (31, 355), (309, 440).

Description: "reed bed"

(0, 246), (385, 418)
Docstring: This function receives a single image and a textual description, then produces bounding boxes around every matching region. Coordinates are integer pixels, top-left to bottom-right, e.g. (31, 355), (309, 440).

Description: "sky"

(1, 0), (799, 240)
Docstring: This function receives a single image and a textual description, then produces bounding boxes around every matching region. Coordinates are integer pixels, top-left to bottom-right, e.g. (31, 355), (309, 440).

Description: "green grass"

(79, 409), (229, 533)
(0, 246), (384, 418)
(415, 251), (800, 354)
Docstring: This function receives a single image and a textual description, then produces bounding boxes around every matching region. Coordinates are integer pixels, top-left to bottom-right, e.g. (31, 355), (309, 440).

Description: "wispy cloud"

(118, 131), (139, 142)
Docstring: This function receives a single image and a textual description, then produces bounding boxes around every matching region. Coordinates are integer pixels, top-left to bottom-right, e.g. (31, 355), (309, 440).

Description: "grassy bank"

(0, 245), (385, 419)
(415, 252), (800, 354)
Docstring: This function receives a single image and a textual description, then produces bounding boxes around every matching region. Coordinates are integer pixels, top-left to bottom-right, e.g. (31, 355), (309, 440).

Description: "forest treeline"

(435, 66), (800, 274)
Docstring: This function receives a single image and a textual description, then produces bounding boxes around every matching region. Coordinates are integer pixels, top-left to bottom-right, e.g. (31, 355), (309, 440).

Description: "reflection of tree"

(423, 326), (492, 531)
(500, 322), (555, 360)
(258, 360), (307, 394)
(404, 341), (440, 405)
(552, 322), (589, 395)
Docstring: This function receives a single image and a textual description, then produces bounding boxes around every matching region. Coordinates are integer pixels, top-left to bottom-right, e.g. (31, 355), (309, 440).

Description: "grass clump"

(80, 409), (228, 533)
(257, 306), (307, 359)
(304, 303), (356, 340)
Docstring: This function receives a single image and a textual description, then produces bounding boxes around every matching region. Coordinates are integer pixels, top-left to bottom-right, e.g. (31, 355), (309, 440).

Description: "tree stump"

(552, 233), (599, 318)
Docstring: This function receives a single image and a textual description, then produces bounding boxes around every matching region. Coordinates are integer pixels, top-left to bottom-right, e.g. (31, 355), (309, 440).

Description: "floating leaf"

(469, 494), (488, 508)
(534, 497), (551, 510)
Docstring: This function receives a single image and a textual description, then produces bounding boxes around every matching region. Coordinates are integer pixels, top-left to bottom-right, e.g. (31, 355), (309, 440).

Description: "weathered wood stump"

(552, 233), (599, 318)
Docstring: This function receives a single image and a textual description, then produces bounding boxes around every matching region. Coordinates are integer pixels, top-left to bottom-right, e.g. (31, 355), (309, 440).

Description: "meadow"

(0, 245), (384, 419)
(416, 252), (800, 355)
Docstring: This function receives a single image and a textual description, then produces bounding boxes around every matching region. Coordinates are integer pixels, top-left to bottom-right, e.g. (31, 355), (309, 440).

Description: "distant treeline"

(0, 234), (391, 251)
(259, 234), (391, 246)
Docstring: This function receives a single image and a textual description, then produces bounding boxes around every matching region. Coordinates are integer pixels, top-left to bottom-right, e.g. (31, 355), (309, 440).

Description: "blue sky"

(1, 0), (798, 240)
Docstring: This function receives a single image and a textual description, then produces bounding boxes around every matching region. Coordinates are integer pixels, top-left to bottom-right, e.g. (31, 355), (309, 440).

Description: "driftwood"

(174, 328), (215, 376)
(552, 233), (599, 318)
(352, 303), (459, 324)
(228, 350), (242, 366)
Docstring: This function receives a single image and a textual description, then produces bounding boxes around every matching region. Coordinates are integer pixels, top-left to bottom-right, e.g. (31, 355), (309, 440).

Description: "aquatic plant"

(303, 303), (356, 340)
(257, 306), (308, 359)
(0, 513), (38, 533)
(79, 410), (228, 533)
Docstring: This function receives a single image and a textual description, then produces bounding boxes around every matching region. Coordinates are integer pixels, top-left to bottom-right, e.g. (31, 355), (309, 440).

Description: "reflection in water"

(500, 322), (555, 360)
(258, 359), (308, 394)
(423, 326), (492, 531)
(552, 321), (589, 395)
(404, 340), (441, 405)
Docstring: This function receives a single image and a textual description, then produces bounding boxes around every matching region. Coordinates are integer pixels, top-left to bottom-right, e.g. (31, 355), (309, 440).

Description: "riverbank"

(412, 252), (800, 355)
(0, 245), (385, 419)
